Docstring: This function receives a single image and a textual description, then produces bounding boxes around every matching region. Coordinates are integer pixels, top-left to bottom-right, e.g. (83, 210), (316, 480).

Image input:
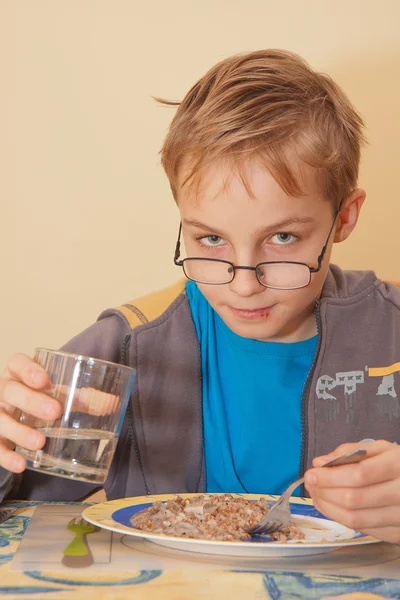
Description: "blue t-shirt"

(186, 280), (318, 495)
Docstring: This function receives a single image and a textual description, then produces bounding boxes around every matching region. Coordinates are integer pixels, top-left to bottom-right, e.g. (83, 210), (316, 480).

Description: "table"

(0, 501), (399, 599)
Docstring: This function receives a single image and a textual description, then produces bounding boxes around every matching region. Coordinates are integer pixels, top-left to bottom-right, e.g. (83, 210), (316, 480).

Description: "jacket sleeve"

(0, 314), (130, 502)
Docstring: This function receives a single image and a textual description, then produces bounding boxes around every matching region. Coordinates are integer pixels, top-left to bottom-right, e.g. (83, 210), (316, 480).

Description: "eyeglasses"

(174, 203), (342, 291)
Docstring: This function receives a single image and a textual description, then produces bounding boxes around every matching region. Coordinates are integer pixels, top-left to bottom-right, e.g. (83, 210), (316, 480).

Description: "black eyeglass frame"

(174, 202), (343, 290)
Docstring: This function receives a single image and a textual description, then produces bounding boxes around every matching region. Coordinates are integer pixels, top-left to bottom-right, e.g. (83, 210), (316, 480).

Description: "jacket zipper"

(121, 334), (150, 495)
(299, 301), (322, 496)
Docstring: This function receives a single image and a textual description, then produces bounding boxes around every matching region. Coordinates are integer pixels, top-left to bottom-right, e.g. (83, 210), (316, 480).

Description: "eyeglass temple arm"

(311, 200), (344, 272)
(174, 222), (183, 264)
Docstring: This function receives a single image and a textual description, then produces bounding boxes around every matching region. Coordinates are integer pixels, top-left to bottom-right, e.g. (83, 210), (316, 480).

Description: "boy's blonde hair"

(159, 49), (365, 207)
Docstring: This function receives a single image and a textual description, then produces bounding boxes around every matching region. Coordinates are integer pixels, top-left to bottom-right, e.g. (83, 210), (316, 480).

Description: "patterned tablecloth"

(0, 501), (399, 600)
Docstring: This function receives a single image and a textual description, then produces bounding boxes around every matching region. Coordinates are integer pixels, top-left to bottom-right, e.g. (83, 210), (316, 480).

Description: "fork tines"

(248, 522), (281, 536)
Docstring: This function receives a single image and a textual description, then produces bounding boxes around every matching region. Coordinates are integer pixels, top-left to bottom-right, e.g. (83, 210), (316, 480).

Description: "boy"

(1, 49), (400, 544)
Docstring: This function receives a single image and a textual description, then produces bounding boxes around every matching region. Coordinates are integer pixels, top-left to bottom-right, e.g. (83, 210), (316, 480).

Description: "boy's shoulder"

(111, 278), (188, 329)
(63, 279), (189, 362)
(323, 264), (400, 308)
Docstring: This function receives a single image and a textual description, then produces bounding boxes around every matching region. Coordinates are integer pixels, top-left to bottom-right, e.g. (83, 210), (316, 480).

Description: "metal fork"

(247, 448), (367, 537)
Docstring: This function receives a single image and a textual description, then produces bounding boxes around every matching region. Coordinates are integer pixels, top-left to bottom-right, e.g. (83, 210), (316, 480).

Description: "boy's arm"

(0, 314), (131, 503)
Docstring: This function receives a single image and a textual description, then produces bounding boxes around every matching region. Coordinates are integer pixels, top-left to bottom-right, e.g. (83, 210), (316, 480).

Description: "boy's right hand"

(0, 354), (61, 473)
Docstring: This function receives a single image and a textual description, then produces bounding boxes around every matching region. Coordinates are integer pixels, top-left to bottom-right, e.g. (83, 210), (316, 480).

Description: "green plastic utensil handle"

(63, 532), (89, 557)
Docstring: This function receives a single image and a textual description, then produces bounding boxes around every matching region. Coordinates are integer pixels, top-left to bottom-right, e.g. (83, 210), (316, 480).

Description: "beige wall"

(2, 0), (400, 368)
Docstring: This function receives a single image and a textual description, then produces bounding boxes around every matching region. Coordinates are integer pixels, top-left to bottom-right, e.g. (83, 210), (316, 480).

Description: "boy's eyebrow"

(183, 219), (224, 232)
(256, 216), (316, 235)
(183, 216), (316, 235)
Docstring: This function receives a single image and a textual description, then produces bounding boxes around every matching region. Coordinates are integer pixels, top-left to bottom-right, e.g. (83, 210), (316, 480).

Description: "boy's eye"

(200, 235), (225, 247)
(271, 232), (297, 245)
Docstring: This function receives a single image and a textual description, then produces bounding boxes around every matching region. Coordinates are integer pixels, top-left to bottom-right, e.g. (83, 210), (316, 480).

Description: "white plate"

(82, 493), (380, 557)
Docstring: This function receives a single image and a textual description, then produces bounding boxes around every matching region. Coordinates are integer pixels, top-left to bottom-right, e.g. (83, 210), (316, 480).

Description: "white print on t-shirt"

(316, 371), (364, 424)
(377, 374), (397, 398)
(316, 364), (400, 423)
(316, 371), (364, 400)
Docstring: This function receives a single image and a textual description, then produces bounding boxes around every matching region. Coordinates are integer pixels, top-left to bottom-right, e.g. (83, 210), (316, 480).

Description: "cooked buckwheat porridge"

(130, 494), (305, 542)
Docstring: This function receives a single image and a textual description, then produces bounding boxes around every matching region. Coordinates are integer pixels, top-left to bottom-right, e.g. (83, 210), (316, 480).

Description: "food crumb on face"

(130, 494), (305, 542)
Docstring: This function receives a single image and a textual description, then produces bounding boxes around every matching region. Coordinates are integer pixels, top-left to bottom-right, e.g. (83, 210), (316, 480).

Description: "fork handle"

(275, 476), (304, 508)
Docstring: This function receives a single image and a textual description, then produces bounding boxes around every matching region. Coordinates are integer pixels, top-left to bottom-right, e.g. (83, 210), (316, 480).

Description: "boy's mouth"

(228, 306), (273, 320)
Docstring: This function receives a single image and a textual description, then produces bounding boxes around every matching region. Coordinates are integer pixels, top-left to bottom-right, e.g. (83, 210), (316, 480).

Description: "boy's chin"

(222, 313), (287, 342)
(220, 308), (313, 343)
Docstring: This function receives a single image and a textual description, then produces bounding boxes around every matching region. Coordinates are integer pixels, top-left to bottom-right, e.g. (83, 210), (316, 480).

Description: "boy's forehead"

(176, 156), (325, 210)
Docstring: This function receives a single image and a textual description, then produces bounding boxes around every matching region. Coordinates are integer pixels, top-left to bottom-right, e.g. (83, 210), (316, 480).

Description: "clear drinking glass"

(16, 348), (136, 484)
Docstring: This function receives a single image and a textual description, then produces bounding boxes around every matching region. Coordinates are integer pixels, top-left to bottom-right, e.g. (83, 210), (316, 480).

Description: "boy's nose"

(228, 267), (265, 297)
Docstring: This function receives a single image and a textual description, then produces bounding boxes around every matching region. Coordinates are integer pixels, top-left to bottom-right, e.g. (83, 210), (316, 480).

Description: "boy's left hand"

(304, 440), (400, 544)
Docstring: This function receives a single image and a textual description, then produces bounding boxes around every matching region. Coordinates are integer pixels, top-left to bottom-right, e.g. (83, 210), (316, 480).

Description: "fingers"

(0, 353), (61, 474)
(75, 387), (119, 416)
(1, 379), (61, 420)
(311, 495), (400, 532)
(359, 526), (400, 545)
(307, 478), (400, 510)
(312, 440), (393, 467)
(0, 411), (46, 451)
(30, 383), (119, 416)
(307, 441), (400, 542)
(0, 411), (47, 473)
(0, 441), (27, 473)
(4, 353), (50, 389)
(307, 443), (400, 488)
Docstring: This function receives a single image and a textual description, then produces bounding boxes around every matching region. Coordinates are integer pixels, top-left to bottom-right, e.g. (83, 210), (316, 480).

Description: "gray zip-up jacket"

(1, 265), (400, 502)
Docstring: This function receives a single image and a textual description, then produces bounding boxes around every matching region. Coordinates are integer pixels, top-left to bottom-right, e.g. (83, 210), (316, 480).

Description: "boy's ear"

(334, 188), (366, 243)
